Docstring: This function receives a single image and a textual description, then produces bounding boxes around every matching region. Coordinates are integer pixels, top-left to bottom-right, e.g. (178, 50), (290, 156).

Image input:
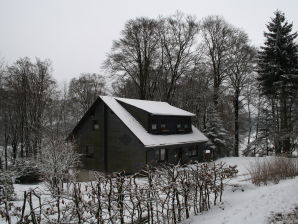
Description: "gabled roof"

(100, 96), (208, 147)
(116, 97), (195, 116)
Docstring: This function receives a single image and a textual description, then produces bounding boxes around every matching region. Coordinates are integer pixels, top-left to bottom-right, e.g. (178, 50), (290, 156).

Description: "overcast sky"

(1, 0), (298, 84)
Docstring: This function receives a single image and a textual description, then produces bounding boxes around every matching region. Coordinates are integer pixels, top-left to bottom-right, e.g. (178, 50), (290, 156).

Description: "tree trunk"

(279, 91), (291, 154)
(233, 91), (239, 157)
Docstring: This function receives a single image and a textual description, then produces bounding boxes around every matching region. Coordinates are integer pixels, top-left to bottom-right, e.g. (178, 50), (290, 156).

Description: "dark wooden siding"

(74, 101), (105, 171)
(146, 142), (206, 165)
(73, 99), (147, 173)
(117, 101), (149, 130)
(106, 106), (146, 173)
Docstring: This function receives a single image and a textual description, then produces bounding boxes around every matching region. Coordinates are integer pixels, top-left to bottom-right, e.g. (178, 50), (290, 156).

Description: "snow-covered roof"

(100, 96), (208, 147)
(115, 97), (195, 116)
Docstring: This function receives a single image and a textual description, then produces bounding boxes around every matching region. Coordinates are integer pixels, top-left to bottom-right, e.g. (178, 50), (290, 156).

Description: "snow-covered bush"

(38, 138), (80, 195)
(14, 159), (41, 184)
(1, 162), (237, 224)
(0, 171), (14, 200)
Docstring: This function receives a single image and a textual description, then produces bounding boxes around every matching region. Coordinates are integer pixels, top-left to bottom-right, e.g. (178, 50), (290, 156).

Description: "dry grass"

(248, 157), (298, 186)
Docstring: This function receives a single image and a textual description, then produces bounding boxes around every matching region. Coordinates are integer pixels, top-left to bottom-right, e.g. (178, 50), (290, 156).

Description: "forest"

(0, 7), (298, 224)
(1, 10), (297, 168)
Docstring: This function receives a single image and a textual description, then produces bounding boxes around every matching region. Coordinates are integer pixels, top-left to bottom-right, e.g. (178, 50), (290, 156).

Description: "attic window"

(93, 121), (100, 130)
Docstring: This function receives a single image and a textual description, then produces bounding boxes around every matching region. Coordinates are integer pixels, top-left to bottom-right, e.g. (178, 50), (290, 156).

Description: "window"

(155, 148), (167, 162)
(152, 123), (157, 130)
(184, 123), (189, 129)
(83, 145), (95, 158)
(160, 148), (166, 161)
(177, 123), (181, 129)
(93, 121), (99, 130)
(155, 149), (160, 160)
(161, 123), (166, 129)
(188, 146), (198, 157)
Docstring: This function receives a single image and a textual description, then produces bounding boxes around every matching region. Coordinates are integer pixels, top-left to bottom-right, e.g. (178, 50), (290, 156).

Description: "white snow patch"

(115, 97), (195, 116)
(190, 157), (298, 224)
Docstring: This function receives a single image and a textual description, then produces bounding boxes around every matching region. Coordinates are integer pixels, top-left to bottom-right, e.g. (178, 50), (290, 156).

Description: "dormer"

(149, 115), (192, 134)
(116, 98), (195, 135)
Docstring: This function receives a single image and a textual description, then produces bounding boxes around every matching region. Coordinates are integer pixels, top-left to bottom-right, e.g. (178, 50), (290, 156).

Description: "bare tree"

(68, 73), (105, 122)
(158, 12), (200, 102)
(104, 17), (161, 100)
(4, 57), (56, 158)
(226, 30), (256, 156)
(201, 16), (234, 107)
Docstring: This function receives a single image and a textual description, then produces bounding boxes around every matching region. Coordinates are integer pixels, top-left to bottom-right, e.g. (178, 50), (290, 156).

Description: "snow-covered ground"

(189, 157), (298, 224)
(10, 157), (298, 224)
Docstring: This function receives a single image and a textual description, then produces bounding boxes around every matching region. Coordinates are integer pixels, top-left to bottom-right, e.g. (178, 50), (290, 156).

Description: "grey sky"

(1, 0), (298, 84)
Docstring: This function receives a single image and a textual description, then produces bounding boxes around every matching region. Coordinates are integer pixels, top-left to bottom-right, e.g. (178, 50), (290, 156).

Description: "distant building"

(68, 96), (208, 173)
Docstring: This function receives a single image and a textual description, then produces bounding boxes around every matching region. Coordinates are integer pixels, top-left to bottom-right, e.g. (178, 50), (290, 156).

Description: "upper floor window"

(93, 121), (100, 130)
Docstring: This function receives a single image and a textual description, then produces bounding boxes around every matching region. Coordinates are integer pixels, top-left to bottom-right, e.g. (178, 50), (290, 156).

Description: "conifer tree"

(257, 10), (298, 154)
(204, 104), (233, 158)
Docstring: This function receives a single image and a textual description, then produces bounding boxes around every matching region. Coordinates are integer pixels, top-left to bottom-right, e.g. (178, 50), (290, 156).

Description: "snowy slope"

(190, 157), (298, 224)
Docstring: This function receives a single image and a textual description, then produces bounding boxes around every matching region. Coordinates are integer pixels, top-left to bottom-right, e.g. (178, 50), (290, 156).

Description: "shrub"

(38, 138), (80, 195)
(0, 171), (15, 200)
(248, 157), (298, 186)
(14, 159), (41, 184)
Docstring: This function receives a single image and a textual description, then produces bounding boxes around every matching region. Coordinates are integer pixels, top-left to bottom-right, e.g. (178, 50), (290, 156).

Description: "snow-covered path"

(190, 157), (298, 224)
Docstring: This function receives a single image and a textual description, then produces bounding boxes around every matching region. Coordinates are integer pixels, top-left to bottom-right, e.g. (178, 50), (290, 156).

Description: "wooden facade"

(69, 96), (208, 173)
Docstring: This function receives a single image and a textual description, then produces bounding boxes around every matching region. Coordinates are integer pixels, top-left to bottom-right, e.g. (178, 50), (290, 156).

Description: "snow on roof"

(115, 97), (195, 116)
(100, 96), (208, 147)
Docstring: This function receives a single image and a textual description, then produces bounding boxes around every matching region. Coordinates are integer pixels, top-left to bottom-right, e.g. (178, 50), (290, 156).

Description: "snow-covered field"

(11, 157), (298, 224)
(189, 157), (298, 224)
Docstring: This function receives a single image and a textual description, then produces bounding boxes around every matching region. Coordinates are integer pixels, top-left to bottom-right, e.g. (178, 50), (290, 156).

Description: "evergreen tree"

(257, 10), (298, 154)
(204, 104), (233, 158)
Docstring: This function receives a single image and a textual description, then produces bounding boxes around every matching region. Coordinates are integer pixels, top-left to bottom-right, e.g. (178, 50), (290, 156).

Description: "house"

(68, 96), (208, 173)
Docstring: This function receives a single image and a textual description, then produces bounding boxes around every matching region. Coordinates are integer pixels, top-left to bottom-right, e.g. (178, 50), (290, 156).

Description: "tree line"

(0, 58), (106, 168)
(105, 11), (298, 156)
(0, 10), (298, 168)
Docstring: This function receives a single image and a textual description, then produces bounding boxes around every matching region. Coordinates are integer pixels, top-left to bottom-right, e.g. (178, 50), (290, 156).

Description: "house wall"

(146, 142), (207, 165)
(73, 99), (147, 173)
(117, 101), (149, 130)
(106, 106), (146, 173)
(74, 101), (105, 171)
